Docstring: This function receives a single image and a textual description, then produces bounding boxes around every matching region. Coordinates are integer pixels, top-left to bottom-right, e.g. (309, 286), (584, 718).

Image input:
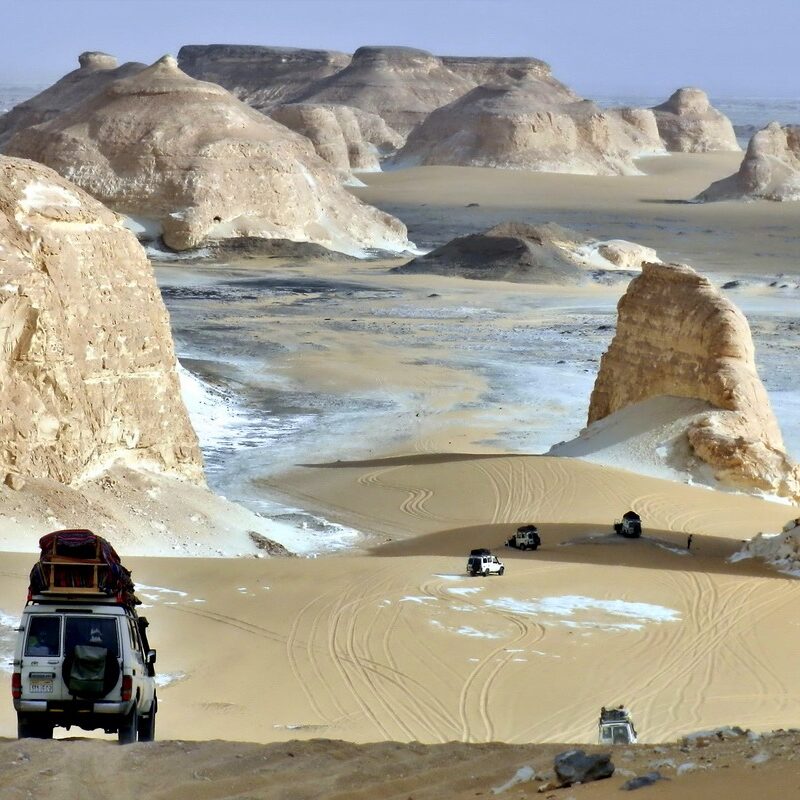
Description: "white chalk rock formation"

(393, 80), (664, 175)
(397, 222), (658, 282)
(697, 123), (800, 201)
(0, 155), (202, 485)
(270, 103), (402, 175)
(588, 262), (800, 498)
(0, 52), (145, 148)
(651, 88), (740, 153)
(5, 56), (410, 255)
(732, 519), (800, 574)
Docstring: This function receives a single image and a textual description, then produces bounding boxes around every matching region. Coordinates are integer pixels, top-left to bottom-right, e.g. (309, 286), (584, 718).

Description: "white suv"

(12, 599), (157, 744)
(466, 551), (505, 576)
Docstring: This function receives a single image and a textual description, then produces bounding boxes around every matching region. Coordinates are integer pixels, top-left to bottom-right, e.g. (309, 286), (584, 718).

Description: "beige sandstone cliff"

(697, 122), (800, 201)
(0, 155), (202, 485)
(393, 79), (664, 175)
(651, 88), (740, 153)
(0, 52), (145, 149)
(588, 262), (800, 498)
(270, 103), (402, 176)
(5, 56), (410, 255)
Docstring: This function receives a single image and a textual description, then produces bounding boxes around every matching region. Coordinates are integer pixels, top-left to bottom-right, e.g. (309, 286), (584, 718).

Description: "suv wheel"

(17, 715), (53, 739)
(138, 696), (157, 742)
(498, 566), (505, 575)
(482, 569), (489, 577)
(118, 705), (138, 745)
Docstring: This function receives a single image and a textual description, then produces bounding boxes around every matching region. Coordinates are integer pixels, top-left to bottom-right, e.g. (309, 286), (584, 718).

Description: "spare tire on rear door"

(62, 645), (120, 699)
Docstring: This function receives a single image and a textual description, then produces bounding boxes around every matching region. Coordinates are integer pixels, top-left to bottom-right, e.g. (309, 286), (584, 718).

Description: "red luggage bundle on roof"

(28, 529), (139, 605)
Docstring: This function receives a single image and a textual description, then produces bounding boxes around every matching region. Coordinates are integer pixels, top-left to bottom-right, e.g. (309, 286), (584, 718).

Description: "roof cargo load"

(28, 529), (139, 606)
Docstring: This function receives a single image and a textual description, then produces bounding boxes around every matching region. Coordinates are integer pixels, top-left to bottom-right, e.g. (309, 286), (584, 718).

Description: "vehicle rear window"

(64, 617), (119, 658)
(24, 616), (62, 657)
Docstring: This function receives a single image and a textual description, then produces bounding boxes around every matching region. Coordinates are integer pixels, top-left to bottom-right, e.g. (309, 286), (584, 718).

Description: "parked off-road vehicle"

(505, 524), (541, 550)
(12, 599), (157, 744)
(598, 706), (637, 744)
(613, 511), (642, 538)
(467, 552), (505, 576)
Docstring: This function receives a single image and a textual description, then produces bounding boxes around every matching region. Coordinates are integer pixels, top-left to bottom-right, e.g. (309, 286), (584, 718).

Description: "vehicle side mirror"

(147, 649), (157, 666)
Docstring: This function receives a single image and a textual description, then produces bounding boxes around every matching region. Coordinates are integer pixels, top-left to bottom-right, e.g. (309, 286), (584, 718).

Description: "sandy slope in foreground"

(2, 457), (797, 748)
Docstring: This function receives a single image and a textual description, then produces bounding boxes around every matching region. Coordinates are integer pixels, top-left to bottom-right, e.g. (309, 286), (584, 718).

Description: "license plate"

(29, 675), (54, 693)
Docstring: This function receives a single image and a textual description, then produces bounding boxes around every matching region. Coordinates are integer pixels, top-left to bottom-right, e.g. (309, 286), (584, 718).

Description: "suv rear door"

(20, 614), (64, 701)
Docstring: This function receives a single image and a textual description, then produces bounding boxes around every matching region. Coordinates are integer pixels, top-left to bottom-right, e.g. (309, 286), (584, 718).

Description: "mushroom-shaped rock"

(697, 123), (800, 201)
(0, 52), (146, 148)
(0, 155), (203, 484)
(5, 56), (410, 255)
(588, 262), (800, 498)
(651, 88), (740, 152)
(392, 78), (663, 175)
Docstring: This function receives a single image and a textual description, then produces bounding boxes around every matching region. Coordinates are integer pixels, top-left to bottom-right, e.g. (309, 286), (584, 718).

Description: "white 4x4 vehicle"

(466, 551), (505, 576)
(12, 598), (157, 744)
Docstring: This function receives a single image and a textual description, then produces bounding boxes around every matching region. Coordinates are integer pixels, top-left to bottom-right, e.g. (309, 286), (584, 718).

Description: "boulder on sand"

(651, 88), (740, 153)
(5, 56), (410, 255)
(0, 155), (202, 484)
(697, 122), (800, 201)
(396, 222), (658, 283)
(587, 262), (800, 499)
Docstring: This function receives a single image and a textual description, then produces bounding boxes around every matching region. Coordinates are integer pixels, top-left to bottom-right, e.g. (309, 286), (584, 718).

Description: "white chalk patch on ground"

(484, 595), (679, 631)
(430, 620), (505, 639)
(491, 765), (536, 794)
(155, 671), (187, 688)
(434, 574), (465, 580)
(447, 587), (484, 596)
(137, 584), (189, 599)
(400, 596), (437, 604)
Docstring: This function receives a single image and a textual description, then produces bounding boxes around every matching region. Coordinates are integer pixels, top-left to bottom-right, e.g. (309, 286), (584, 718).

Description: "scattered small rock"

(4, 473), (26, 491)
(248, 531), (295, 557)
(466, 202), (480, 207)
(621, 771), (666, 790)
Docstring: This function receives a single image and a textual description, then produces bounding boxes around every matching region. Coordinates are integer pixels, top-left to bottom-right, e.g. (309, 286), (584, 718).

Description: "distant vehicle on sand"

(598, 706), (637, 744)
(613, 511), (642, 538)
(466, 551), (504, 577)
(505, 524), (541, 550)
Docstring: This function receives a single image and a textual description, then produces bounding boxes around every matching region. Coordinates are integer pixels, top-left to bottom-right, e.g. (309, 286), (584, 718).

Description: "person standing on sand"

(687, 534), (693, 551)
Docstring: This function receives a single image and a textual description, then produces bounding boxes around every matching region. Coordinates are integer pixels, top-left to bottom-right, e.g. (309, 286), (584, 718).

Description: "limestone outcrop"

(177, 44), (351, 112)
(0, 52), (145, 148)
(697, 123), (800, 201)
(588, 261), (800, 498)
(0, 155), (202, 485)
(396, 222), (658, 283)
(651, 88), (739, 153)
(5, 56), (410, 255)
(270, 103), (402, 175)
(392, 80), (664, 174)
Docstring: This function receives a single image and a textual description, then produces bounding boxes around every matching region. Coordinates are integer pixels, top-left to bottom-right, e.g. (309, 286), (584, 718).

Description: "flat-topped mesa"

(5, 56), (410, 255)
(588, 261), (800, 498)
(294, 45), (476, 135)
(392, 78), (664, 174)
(177, 44), (351, 111)
(0, 52), (146, 148)
(270, 103), (402, 175)
(0, 155), (203, 485)
(651, 87), (740, 152)
(697, 122), (800, 201)
(440, 55), (553, 84)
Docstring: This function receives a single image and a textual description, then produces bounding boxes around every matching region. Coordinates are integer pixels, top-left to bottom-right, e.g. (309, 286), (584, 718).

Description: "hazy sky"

(3, 0), (799, 98)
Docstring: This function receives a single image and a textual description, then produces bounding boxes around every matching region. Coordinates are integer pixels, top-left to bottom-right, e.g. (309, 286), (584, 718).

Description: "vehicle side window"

(127, 618), (144, 656)
(64, 617), (120, 658)
(25, 616), (61, 657)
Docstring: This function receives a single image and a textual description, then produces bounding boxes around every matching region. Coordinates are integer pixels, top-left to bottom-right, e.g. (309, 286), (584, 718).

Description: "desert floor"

(2, 154), (799, 796)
